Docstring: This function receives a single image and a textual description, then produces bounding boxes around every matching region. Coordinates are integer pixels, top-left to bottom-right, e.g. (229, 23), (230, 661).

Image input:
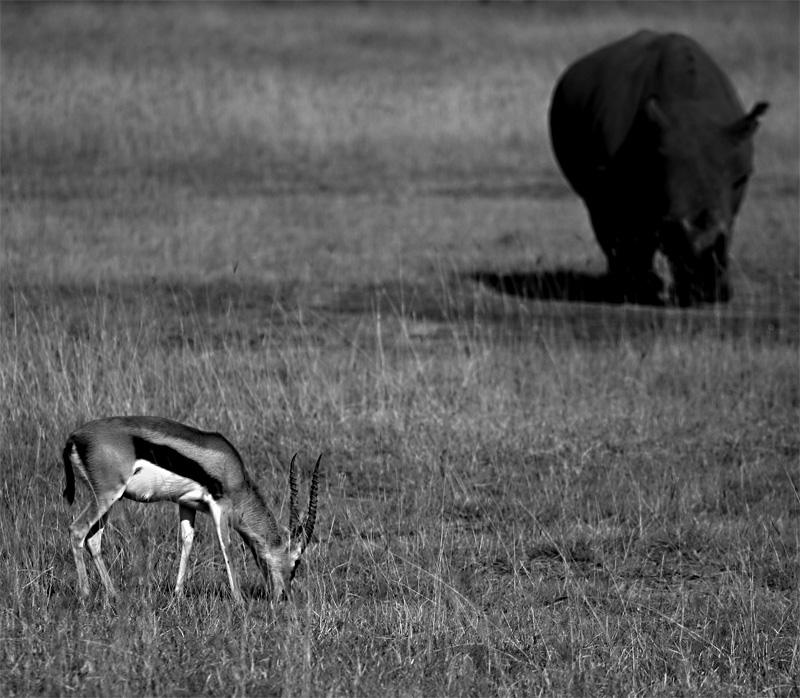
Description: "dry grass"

(3, 280), (798, 696)
(1, 2), (798, 696)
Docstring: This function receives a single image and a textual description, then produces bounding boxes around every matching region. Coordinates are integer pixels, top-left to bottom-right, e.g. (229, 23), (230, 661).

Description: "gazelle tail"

(62, 439), (76, 504)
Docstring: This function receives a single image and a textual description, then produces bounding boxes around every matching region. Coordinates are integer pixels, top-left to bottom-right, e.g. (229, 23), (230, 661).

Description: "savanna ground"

(1, 2), (798, 696)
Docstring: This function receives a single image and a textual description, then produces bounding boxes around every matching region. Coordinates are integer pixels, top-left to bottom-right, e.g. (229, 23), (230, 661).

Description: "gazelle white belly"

(125, 459), (209, 506)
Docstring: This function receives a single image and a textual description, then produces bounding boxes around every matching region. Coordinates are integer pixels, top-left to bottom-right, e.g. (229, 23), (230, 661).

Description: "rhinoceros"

(549, 30), (768, 305)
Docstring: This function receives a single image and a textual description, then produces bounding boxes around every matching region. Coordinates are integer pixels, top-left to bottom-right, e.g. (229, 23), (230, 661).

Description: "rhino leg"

(591, 209), (663, 305)
(608, 255), (664, 305)
(695, 236), (730, 303)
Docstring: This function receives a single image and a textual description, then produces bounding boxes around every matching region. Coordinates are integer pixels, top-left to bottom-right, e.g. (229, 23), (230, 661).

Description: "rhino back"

(549, 30), (662, 193)
(652, 33), (745, 120)
(549, 30), (744, 199)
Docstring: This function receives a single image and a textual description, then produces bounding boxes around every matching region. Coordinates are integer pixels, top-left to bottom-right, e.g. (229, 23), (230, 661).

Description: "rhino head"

(647, 99), (768, 305)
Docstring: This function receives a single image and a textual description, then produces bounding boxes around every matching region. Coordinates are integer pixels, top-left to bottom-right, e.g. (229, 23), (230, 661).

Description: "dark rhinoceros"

(549, 30), (768, 305)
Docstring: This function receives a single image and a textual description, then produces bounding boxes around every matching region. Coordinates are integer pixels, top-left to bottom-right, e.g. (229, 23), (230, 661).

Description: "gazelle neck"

(231, 484), (284, 550)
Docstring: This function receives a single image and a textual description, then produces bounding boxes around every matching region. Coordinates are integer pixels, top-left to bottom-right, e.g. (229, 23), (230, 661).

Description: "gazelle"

(62, 416), (322, 603)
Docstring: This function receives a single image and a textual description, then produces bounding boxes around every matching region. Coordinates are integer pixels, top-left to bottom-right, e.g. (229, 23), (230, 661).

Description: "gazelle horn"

(303, 454), (322, 547)
(289, 453), (299, 534)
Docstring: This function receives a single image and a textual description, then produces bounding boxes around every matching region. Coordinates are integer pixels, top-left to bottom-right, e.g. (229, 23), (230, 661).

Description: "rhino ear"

(646, 97), (671, 129)
(726, 101), (769, 142)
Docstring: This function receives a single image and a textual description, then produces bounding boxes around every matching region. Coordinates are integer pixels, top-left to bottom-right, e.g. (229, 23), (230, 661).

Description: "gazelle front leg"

(207, 498), (243, 604)
(175, 505), (196, 596)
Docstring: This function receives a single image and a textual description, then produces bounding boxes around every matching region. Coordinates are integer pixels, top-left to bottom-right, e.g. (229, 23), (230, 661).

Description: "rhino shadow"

(469, 268), (665, 306)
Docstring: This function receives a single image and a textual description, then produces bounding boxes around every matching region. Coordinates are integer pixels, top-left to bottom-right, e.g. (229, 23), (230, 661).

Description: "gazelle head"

(280, 453), (322, 596)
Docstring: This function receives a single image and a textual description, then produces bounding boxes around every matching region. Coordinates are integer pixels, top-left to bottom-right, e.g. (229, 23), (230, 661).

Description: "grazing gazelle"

(62, 416), (322, 603)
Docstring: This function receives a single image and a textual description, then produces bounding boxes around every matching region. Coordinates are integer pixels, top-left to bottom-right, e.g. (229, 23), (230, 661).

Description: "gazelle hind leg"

(175, 505), (196, 595)
(69, 484), (125, 598)
(85, 514), (117, 597)
(69, 512), (92, 598)
(207, 499), (243, 604)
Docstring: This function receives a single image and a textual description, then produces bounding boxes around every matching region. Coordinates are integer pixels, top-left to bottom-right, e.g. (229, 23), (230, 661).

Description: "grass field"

(1, 2), (798, 696)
